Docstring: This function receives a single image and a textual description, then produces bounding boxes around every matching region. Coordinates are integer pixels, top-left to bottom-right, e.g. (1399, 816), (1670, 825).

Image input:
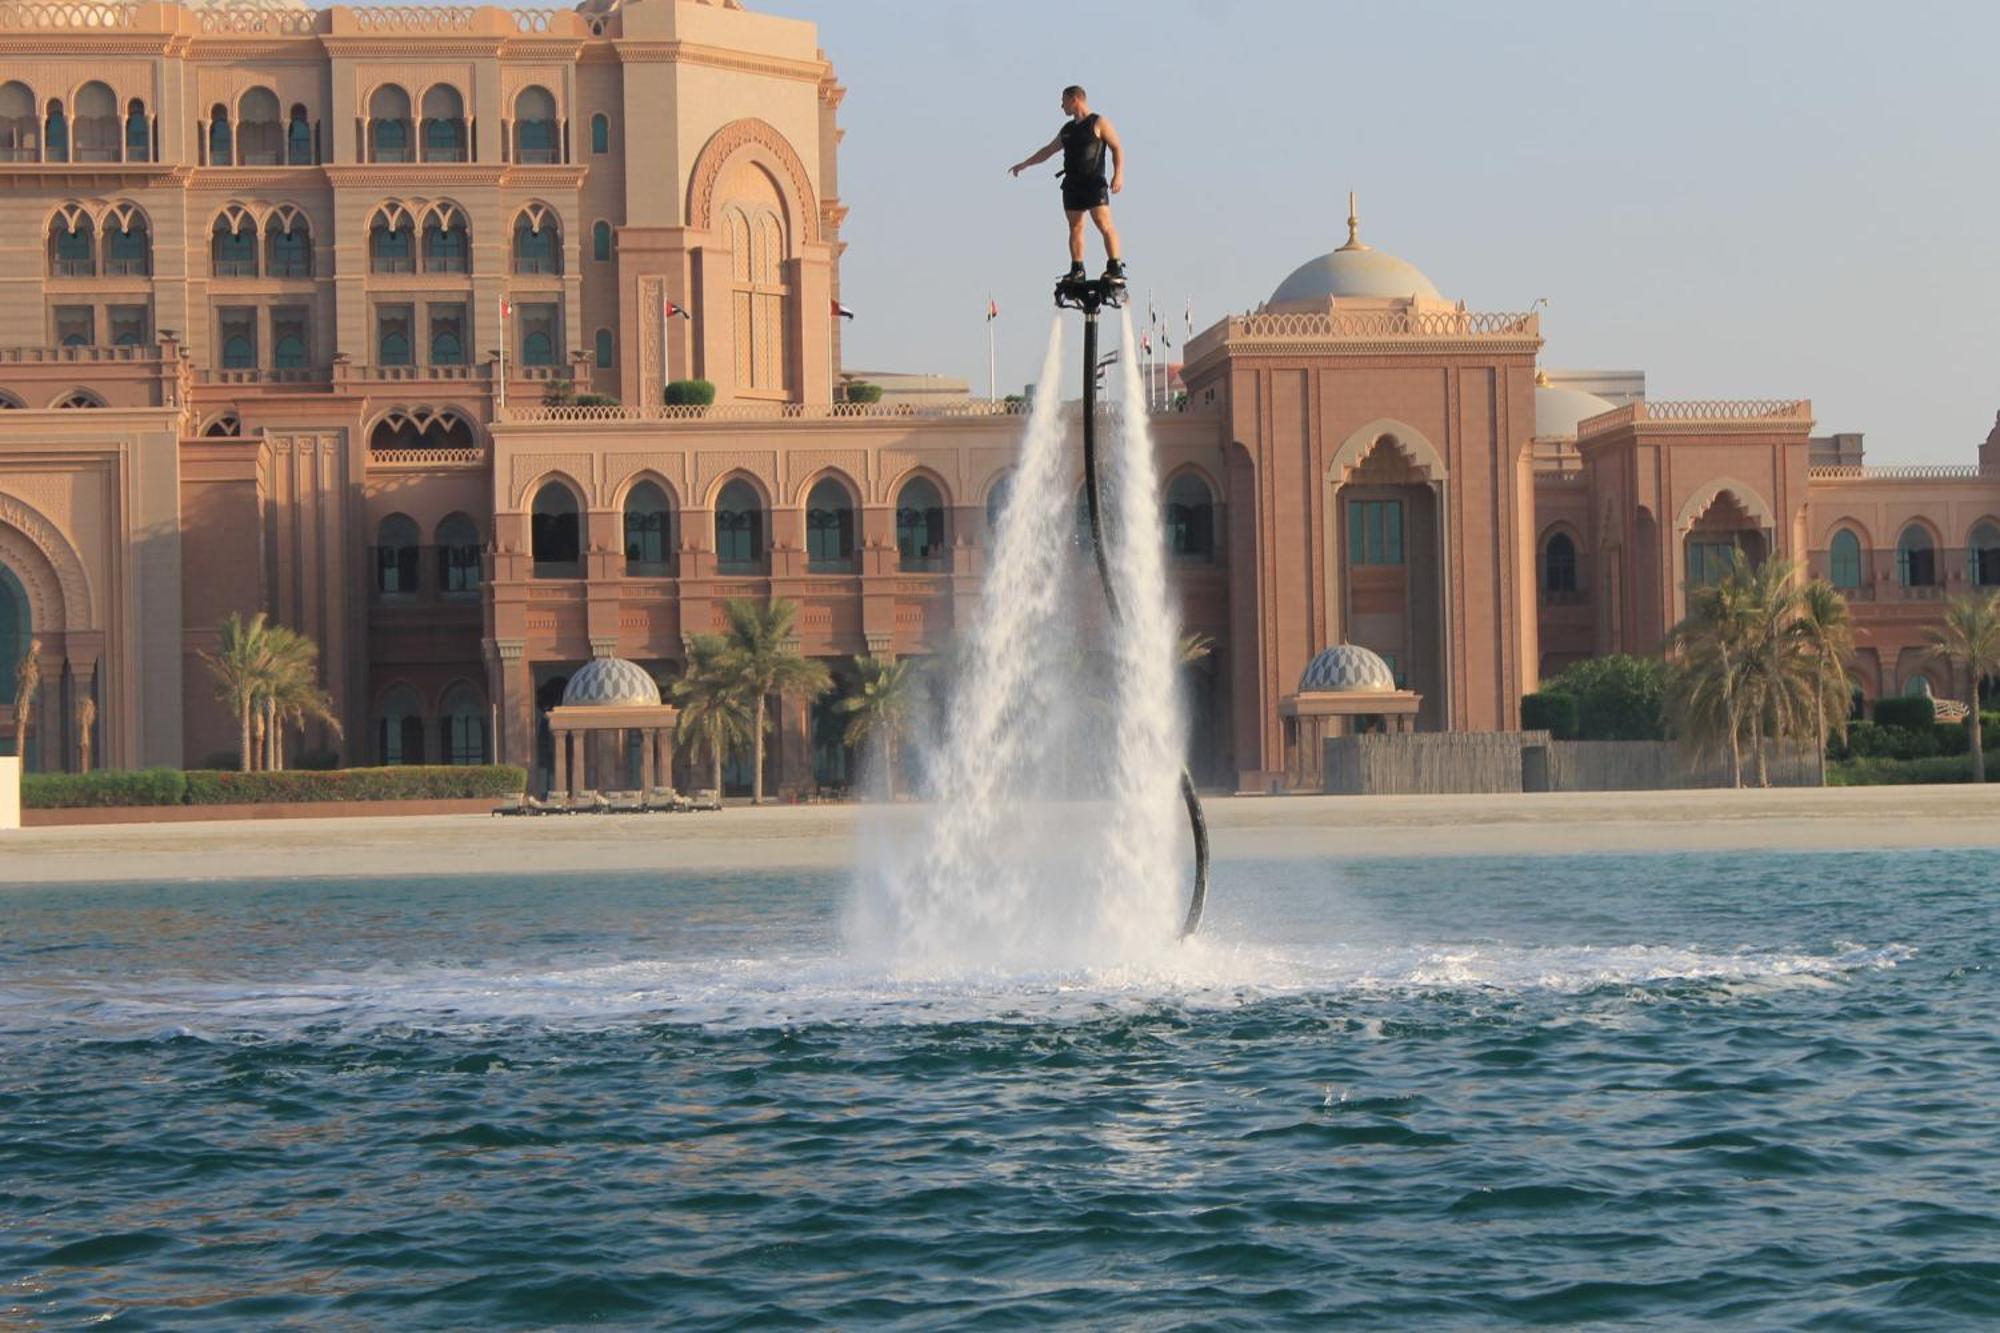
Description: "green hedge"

(1873, 695), (1936, 731)
(1520, 691), (1580, 739)
(24, 765), (525, 809)
(23, 768), (188, 809)
(664, 378), (716, 407)
(183, 766), (527, 805)
(842, 381), (884, 404)
(1829, 755), (1984, 786)
(1543, 655), (1668, 741)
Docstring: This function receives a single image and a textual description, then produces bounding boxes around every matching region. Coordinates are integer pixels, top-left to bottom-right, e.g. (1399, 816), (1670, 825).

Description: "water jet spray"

(1055, 274), (1211, 938)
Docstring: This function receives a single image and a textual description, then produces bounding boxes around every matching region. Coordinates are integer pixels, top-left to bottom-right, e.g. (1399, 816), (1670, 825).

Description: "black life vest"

(1059, 113), (1104, 181)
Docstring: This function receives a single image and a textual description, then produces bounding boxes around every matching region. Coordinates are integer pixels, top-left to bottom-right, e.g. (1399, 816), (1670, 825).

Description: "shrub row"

(1871, 695), (1937, 731)
(25, 765), (527, 809)
(1828, 755), (1982, 786)
(1520, 691), (1580, 740)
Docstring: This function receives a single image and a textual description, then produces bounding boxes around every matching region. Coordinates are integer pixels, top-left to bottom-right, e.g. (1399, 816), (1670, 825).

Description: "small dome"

(1298, 644), (1397, 694)
(561, 657), (662, 707)
(1535, 380), (1616, 438)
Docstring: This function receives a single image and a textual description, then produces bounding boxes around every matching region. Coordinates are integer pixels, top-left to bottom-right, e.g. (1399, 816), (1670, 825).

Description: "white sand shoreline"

(2, 785), (1997, 887)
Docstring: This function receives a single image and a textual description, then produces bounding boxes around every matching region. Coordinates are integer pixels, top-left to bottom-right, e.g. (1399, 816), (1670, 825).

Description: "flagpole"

(496, 294), (507, 415)
(986, 296), (996, 403)
(659, 291), (670, 414)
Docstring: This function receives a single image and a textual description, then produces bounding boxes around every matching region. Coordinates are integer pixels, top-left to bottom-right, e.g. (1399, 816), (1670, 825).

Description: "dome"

(561, 656), (662, 707)
(1270, 193), (1440, 304)
(1298, 644), (1397, 694)
(1535, 378), (1616, 438)
(1271, 246), (1442, 305)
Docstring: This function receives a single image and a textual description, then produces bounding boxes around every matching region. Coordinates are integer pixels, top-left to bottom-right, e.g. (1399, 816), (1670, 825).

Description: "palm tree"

(1668, 557), (1819, 787)
(1177, 631), (1215, 667)
(12, 636), (40, 762)
(203, 611), (271, 770)
(262, 624), (341, 771)
(1668, 561), (1757, 785)
(672, 632), (753, 798)
(1926, 591), (2000, 783)
(718, 597), (831, 803)
(837, 653), (915, 798)
(1736, 559), (1814, 787)
(1794, 580), (1856, 785)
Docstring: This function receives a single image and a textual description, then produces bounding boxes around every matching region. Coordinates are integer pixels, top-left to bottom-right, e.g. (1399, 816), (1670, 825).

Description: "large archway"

(1327, 424), (1447, 730)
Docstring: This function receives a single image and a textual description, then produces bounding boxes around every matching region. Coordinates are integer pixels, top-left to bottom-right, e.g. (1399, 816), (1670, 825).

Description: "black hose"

(1078, 307), (1210, 939)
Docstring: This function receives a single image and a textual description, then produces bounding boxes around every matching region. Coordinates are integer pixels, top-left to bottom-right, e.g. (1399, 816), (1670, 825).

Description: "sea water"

(2, 849), (1996, 1327)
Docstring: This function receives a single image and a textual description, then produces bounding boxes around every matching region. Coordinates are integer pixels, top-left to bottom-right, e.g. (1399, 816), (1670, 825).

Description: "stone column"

(609, 727), (626, 790)
(640, 726), (656, 793)
(552, 726), (569, 797)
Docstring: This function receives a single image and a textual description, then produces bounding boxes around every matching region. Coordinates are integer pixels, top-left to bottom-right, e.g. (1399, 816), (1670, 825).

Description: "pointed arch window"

(1970, 522), (2000, 588)
(1830, 529), (1863, 590)
(592, 219), (612, 262)
(237, 87), (282, 164)
(212, 209), (259, 277)
(805, 477), (856, 572)
(984, 472), (1014, 539)
(103, 205), (149, 276)
(725, 203), (789, 394)
(714, 479), (765, 572)
(422, 205), (469, 273)
(265, 207), (311, 277)
(531, 482), (583, 577)
(594, 327), (613, 369)
(369, 205), (415, 274)
(124, 98), (149, 162)
(1165, 472), (1215, 562)
(49, 207), (94, 277)
(375, 513), (421, 594)
(206, 102), (231, 165)
(513, 85), (558, 163)
(512, 204), (561, 274)
(376, 685), (425, 765)
(436, 512), (482, 594)
(1897, 525), (1937, 589)
(439, 683), (487, 764)
(1543, 531), (1579, 595)
(623, 481), (672, 574)
(0, 83), (36, 162)
(421, 85), (466, 163)
(73, 81), (118, 162)
(45, 98), (69, 162)
(590, 112), (609, 154)
(368, 85), (412, 163)
(896, 476), (948, 571)
(286, 104), (313, 164)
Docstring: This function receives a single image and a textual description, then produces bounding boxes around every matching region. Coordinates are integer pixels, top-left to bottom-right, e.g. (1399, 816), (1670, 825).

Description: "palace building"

(2, 0), (1997, 793)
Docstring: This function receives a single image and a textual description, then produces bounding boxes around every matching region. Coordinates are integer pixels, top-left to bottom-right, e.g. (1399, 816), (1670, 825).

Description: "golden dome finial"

(1535, 369), (1552, 388)
(1338, 190), (1369, 252)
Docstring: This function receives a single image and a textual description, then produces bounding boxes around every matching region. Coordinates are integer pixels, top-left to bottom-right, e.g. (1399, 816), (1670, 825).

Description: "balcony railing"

(213, 260), (258, 278)
(50, 259), (93, 277)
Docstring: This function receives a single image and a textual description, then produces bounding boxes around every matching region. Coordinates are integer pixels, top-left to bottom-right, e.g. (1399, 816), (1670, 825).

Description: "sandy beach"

(3, 785), (1996, 886)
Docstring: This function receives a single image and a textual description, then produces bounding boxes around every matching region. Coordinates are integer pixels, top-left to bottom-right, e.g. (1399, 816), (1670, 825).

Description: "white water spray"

(848, 314), (1191, 974)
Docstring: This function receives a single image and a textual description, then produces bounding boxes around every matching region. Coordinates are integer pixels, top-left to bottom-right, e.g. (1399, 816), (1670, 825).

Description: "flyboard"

(1054, 271), (1211, 939)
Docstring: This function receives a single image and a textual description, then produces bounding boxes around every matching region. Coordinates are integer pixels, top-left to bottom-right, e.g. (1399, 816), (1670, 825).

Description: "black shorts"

(1062, 176), (1109, 212)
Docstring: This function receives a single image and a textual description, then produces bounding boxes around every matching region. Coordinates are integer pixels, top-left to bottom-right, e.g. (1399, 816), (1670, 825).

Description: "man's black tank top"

(1060, 113), (1104, 181)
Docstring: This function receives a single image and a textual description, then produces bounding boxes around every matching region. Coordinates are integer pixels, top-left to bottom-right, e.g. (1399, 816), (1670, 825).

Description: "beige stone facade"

(2, 0), (1996, 794)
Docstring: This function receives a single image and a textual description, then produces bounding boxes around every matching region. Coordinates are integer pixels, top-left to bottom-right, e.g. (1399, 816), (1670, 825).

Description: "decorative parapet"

(1182, 308), (1540, 367)
(1578, 399), (1812, 438)
(347, 5), (480, 34)
(197, 6), (320, 34)
(0, 344), (162, 363)
(0, 1), (138, 29)
(1809, 464), (2000, 482)
(502, 400), (1035, 425)
(368, 446), (486, 468)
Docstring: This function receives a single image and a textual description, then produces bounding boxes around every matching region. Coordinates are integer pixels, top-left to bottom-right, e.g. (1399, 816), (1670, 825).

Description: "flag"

(499, 298), (511, 320)
(832, 299), (855, 320)
(1185, 297), (1193, 336)
(986, 298), (999, 322)
(1141, 332), (1151, 354)
(1162, 331), (1173, 349)
(663, 299), (692, 321)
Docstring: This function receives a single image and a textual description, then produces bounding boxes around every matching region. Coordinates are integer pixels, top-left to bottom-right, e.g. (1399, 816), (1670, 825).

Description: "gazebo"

(1279, 644), (1423, 790)
(545, 656), (680, 798)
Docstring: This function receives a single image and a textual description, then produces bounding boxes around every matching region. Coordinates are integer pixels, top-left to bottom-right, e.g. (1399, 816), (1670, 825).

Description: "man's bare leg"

(1089, 205), (1121, 261)
(1066, 210), (1087, 264)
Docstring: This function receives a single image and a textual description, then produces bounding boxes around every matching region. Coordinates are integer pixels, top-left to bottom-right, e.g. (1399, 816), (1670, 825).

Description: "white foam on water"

(844, 312), (1191, 975)
(1, 940), (1914, 1040)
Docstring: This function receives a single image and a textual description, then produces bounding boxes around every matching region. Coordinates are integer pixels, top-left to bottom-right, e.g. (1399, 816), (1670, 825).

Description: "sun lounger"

(491, 793), (528, 816)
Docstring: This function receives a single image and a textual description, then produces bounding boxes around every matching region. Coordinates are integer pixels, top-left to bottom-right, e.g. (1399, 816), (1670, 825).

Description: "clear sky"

(742, 0), (2000, 463)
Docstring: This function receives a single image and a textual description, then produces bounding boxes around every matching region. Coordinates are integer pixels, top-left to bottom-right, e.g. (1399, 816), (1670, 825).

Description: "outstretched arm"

(1099, 116), (1124, 194)
(1009, 134), (1063, 176)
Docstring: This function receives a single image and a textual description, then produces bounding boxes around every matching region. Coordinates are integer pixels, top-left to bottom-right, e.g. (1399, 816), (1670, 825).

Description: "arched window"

(1164, 472), (1215, 561)
(714, 479), (764, 571)
(73, 82), (118, 162)
(1543, 531), (1578, 595)
(984, 472), (1014, 539)
(376, 685), (425, 765)
(623, 481), (672, 574)
(1897, 524), (1937, 588)
(420, 85), (466, 162)
(1830, 528), (1863, 590)
(725, 202), (789, 393)
(236, 87), (282, 164)
(367, 85), (412, 163)
(374, 513), (420, 594)
(1971, 522), (2000, 588)
(439, 683), (486, 765)
(206, 102), (230, 165)
(219, 306), (257, 368)
(102, 205), (149, 276)
(594, 328), (613, 369)
(805, 477), (856, 572)
(590, 112), (608, 154)
(55, 390), (104, 409)
(512, 204), (560, 274)
(592, 219), (612, 262)
(202, 411), (242, 438)
(513, 85), (558, 163)
(0, 564), (29, 696)
(436, 512), (482, 595)
(265, 207), (311, 277)
(48, 207), (93, 277)
(0, 83), (35, 162)
(430, 317), (462, 367)
(531, 482), (583, 576)
(369, 205), (414, 274)
(896, 476), (947, 571)
(124, 98), (149, 162)
(421, 204), (468, 274)
(371, 408), (473, 454)
(286, 103), (312, 165)
(211, 209), (258, 277)
(45, 98), (69, 162)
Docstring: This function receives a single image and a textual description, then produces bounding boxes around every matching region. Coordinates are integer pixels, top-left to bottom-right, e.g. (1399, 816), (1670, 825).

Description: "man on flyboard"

(1010, 84), (1125, 287)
